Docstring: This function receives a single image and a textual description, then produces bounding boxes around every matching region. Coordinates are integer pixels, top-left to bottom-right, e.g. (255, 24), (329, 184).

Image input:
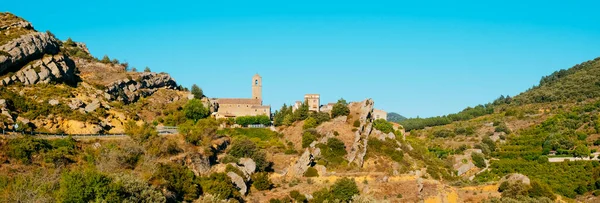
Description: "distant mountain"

(387, 112), (407, 123)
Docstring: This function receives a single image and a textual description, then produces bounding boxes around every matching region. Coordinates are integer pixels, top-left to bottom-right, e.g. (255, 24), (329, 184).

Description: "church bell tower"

(252, 74), (262, 104)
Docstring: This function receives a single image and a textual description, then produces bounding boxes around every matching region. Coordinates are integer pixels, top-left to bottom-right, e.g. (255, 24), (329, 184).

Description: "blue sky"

(4, 1), (600, 117)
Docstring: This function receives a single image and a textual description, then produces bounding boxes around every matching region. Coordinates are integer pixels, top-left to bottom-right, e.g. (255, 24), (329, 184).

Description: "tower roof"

(253, 73), (261, 78)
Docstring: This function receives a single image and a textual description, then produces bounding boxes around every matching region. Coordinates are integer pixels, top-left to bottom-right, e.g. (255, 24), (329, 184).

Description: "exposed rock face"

(0, 32), (60, 75)
(227, 172), (248, 195)
(500, 173), (531, 186)
(347, 99), (375, 167)
(238, 158), (257, 178)
(0, 54), (76, 86)
(286, 148), (316, 178)
(104, 72), (178, 104)
(184, 153), (212, 176)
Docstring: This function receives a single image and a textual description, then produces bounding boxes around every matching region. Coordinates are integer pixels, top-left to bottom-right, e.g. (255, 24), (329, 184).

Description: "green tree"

(573, 144), (591, 158)
(58, 169), (120, 203)
(229, 139), (271, 172)
(144, 66), (151, 72)
(471, 152), (487, 168)
(124, 121), (158, 143)
(191, 84), (204, 99)
(318, 138), (347, 166)
(302, 130), (318, 148)
(373, 119), (394, 134)
(199, 173), (239, 200)
(100, 55), (111, 63)
(331, 99), (350, 118)
(179, 118), (219, 146)
(293, 102), (309, 121)
(183, 99), (210, 121)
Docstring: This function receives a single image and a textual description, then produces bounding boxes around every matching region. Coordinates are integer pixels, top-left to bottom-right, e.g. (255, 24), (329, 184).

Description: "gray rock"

(68, 99), (84, 110)
(185, 153), (212, 176)
(238, 158), (257, 177)
(104, 72), (178, 104)
(84, 100), (101, 113)
(347, 99), (375, 167)
(227, 172), (248, 195)
(48, 99), (59, 106)
(0, 32), (60, 75)
(286, 149), (315, 178)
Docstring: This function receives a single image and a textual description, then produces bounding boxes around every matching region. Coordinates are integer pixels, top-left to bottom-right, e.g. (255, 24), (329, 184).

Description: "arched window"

(255, 80), (258, 85)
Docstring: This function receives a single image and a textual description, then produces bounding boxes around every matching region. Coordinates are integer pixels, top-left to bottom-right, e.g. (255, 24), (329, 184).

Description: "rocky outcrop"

(347, 99), (375, 167)
(286, 148), (316, 178)
(0, 32), (61, 75)
(227, 172), (248, 195)
(0, 54), (76, 86)
(104, 72), (178, 104)
(238, 158), (257, 178)
(500, 173), (531, 186)
(184, 153), (212, 176)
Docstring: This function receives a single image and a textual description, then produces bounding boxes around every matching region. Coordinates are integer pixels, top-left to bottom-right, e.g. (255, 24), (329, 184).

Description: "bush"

(124, 121), (158, 143)
(229, 139), (271, 172)
(252, 172), (273, 191)
(57, 169), (120, 202)
(6, 136), (52, 164)
(290, 190), (307, 203)
(180, 118), (219, 146)
(153, 163), (200, 202)
(373, 119), (394, 134)
(303, 117), (318, 129)
(317, 138), (347, 167)
(191, 84), (203, 99)
(471, 152), (487, 168)
(495, 123), (512, 134)
(433, 129), (456, 138)
(199, 173), (239, 200)
(236, 115), (271, 126)
(302, 130), (320, 148)
(367, 138), (403, 163)
(304, 167), (319, 177)
(330, 178), (360, 202)
(353, 120), (361, 127)
(331, 99), (350, 118)
(183, 99), (210, 121)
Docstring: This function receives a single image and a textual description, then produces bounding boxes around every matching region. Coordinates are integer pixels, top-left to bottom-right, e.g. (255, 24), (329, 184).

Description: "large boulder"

(286, 148), (315, 178)
(500, 173), (531, 186)
(227, 172), (248, 195)
(0, 54), (76, 86)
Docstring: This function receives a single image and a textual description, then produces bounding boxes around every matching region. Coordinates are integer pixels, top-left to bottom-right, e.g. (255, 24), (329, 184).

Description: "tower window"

(255, 80), (258, 85)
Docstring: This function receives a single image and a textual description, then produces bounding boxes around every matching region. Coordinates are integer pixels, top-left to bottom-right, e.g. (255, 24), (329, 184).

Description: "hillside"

(387, 112), (407, 123)
(1, 12), (598, 203)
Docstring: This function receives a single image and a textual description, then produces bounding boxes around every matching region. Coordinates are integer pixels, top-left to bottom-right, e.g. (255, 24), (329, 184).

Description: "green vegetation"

(183, 99), (210, 121)
(273, 102), (331, 127)
(252, 172), (273, 191)
(387, 112), (407, 123)
(218, 128), (285, 150)
(199, 172), (239, 200)
(471, 152), (486, 168)
(153, 163), (200, 202)
(316, 138), (347, 167)
(366, 138), (404, 163)
(311, 178), (359, 203)
(400, 104), (494, 131)
(331, 99), (350, 118)
(235, 115), (271, 126)
(304, 167), (319, 177)
(179, 118), (219, 146)
(373, 119), (394, 134)
(302, 129), (321, 148)
(191, 84), (204, 99)
(228, 139), (271, 172)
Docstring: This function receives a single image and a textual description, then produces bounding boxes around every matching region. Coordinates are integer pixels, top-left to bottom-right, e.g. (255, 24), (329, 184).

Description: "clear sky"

(4, 1), (600, 117)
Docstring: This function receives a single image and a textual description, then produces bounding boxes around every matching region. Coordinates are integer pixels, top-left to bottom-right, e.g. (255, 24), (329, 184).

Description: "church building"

(213, 74), (271, 119)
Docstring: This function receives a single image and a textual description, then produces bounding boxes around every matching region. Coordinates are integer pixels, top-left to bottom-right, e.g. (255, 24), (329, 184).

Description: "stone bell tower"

(252, 74), (262, 104)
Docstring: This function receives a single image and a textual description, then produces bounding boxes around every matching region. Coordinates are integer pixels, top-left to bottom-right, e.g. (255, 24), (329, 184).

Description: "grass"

(217, 128), (285, 151)
(0, 13), (36, 46)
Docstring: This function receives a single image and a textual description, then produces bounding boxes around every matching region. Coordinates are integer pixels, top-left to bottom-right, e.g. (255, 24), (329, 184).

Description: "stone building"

(373, 109), (388, 120)
(305, 94), (320, 112)
(213, 74), (271, 119)
(319, 103), (336, 113)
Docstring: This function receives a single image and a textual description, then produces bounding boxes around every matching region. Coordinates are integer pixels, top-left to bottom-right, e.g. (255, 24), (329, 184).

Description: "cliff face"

(0, 32), (62, 76)
(104, 72), (179, 104)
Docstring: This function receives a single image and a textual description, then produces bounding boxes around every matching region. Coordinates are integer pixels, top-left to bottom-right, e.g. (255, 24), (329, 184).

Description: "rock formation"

(0, 32), (61, 75)
(347, 99), (375, 167)
(227, 172), (248, 195)
(104, 72), (179, 104)
(0, 54), (76, 86)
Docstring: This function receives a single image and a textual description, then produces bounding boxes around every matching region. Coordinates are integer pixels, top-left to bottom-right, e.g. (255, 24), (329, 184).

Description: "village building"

(373, 109), (388, 120)
(213, 74), (271, 119)
(305, 94), (320, 112)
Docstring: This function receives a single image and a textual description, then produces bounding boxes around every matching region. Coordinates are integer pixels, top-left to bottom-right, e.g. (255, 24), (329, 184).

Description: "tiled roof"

(217, 98), (262, 105)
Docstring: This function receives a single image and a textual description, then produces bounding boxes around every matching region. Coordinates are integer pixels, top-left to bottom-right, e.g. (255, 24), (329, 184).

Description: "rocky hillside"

(0, 12), (185, 134)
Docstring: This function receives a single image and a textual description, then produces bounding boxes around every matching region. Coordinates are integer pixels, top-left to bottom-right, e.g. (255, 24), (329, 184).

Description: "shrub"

(229, 139), (271, 172)
(495, 123), (512, 134)
(290, 190), (307, 203)
(57, 169), (120, 202)
(236, 115), (271, 126)
(302, 130), (319, 148)
(199, 173), (239, 200)
(317, 138), (347, 167)
(304, 167), (319, 177)
(433, 129), (456, 138)
(373, 119), (394, 134)
(471, 152), (486, 168)
(367, 138), (403, 163)
(153, 163), (200, 202)
(124, 121), (158, 143)
(353, 120), (361, 127)
(303, 117), (318, 129)
(331, 178), (360, 202)
(331, 99), (350, 118)
(144, 67), (151, 72)
(7, 136), (52, 164)
(180, 118), (218, 146)
(252, 172), (273, 191)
